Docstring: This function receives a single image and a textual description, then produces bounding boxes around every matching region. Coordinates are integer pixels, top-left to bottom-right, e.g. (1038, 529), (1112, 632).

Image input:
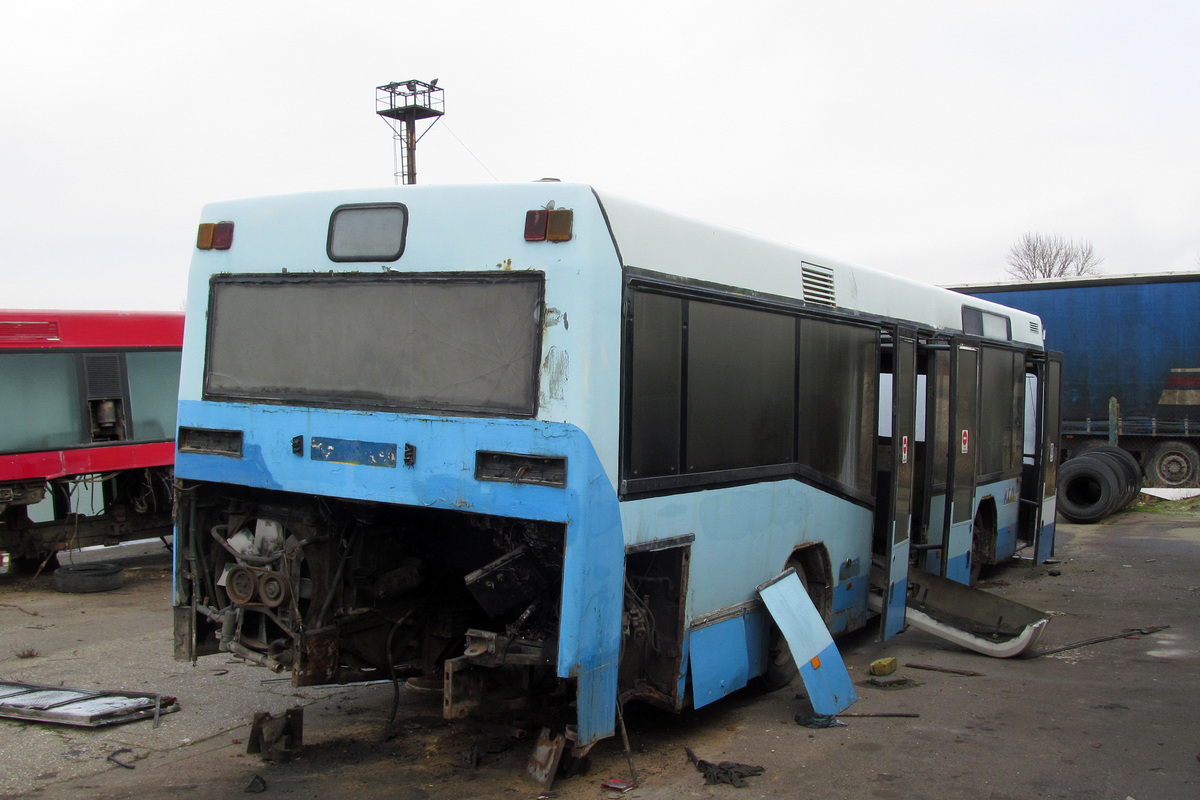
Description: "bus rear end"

(172, 184), (624, 746)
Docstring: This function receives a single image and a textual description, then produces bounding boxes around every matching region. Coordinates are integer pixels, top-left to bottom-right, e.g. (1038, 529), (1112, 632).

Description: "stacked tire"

(1057, 445), (1142, 524)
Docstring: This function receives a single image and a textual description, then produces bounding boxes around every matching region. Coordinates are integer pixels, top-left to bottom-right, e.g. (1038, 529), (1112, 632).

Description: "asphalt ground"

(0, 505), (1197, 800)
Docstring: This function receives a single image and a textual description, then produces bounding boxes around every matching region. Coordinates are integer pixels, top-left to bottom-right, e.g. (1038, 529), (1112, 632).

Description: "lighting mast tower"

(376, 80), (445, 185)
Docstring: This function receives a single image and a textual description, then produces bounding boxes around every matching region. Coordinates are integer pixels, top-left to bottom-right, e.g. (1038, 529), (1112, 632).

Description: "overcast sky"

(2, 1), (1198, 311)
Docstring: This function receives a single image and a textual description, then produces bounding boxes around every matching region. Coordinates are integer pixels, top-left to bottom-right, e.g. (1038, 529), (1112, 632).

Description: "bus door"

(920, 342), (978, 582)
(879, 329), (917, 639)
(1021, 352), (1062, 563)
(944, 343), (980, 583)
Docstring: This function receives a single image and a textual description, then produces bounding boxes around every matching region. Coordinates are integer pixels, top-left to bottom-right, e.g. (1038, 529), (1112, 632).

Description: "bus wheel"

(1146, 440), (1200, 488)
(757, 619), (799, 691)
(754, 566), (815, 691)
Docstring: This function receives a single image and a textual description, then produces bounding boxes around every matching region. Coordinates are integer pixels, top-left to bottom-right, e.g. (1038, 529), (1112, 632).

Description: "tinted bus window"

(978, 347), (1024, 477)
(686, 301), (795, 472)
(0, 353), (84, 452)
(796, 319), (878, 495)
(127, 350), (183, 440)
(629, 292), (682, 477)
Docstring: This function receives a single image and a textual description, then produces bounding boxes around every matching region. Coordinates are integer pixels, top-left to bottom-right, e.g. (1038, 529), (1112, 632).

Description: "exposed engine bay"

(175, 484), (573, 720)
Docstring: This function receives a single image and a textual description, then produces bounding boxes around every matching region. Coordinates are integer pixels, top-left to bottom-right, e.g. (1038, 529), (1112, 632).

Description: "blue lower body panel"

(689, 611), (766, 709)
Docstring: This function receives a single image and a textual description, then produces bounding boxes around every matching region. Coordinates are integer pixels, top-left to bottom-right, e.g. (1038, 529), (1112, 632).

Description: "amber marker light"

(197, 221), (234, 250)
(546, 208), (573, 242)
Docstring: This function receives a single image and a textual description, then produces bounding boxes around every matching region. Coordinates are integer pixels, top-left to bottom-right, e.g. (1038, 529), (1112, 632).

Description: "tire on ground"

(1145, 440), (1200, 488)
(1087, 448), (1141, 511)
(1057, 455), (1123, 523)
(54, 563), (126, 593)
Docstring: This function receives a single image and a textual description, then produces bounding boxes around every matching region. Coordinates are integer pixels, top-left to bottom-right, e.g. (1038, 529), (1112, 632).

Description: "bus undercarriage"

(1, 467), (174, 571)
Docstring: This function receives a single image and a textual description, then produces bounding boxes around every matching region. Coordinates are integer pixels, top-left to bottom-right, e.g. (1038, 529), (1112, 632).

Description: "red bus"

(0, 310), (183, 571)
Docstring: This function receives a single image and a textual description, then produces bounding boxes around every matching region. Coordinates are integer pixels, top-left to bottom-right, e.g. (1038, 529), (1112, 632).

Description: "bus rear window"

(327, 203), (408, 262)
(204, 272), (544, 416)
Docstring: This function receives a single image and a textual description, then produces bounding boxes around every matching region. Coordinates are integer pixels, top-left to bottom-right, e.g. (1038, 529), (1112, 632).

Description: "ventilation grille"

(801, 262), (836, 307)
(83, 353), (123, 399)
(1029, 320), (1041, 335)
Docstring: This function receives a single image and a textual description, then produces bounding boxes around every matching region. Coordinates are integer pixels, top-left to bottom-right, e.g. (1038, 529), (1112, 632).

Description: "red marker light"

(524, 209), (548, 241)
(212, 221), (234, 250)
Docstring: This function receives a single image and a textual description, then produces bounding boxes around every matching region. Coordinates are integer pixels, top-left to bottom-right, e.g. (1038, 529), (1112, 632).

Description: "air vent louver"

(83, 353), (123, 399)
(801, 262), (836, 307)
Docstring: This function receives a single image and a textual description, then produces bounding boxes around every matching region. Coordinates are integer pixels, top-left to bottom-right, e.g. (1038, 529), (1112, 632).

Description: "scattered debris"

(614, 700), (639, 790)
(0, 602), (39, 616)
(904, 663), (984, 677)
(795, 713), (847, 729)
(14, 646), (39, 659)
(245, 774), (267, 793)
(247, 707), (303, 763)
(0, 680), (179, 727)
(1027, 625), (1171, 658)
(866, 677), (921, 690)
(462, 730), (518, 771)
(684, 747), (764, 787)
(601, 778), (635, 792)
(526, 727), (568, 788)
(869, 657), (897, 676)
(106, 748), (135, 769)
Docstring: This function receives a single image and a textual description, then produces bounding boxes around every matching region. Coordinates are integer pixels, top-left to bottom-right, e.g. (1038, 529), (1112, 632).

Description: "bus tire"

(54, 563), (125, 594)
(1057, 455), (1121, 523)
(1146, 440), (1200, 488)
(756, 621), (799, 691)
(753, 564), (814, 692)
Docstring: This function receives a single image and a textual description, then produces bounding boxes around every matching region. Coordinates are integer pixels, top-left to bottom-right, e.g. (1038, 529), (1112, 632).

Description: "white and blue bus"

(172, 182), (1060, 750)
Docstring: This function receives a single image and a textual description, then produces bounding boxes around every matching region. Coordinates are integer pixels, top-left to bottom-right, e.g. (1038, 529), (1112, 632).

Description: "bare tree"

(1005, 232), (1103, 280)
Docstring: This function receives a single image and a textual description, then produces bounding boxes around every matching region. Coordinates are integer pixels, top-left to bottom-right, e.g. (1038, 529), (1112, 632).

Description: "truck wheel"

(54, 563), (125, 593)
(1146, 441), (1200, 488)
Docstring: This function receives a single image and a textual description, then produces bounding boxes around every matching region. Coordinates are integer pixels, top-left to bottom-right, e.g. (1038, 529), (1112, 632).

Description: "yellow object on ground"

(869, 657), (897, 676)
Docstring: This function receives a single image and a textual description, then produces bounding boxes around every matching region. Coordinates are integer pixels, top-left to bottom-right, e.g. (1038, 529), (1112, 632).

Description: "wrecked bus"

(172, 183), (1059, 751)
(1, 309), (182, 571)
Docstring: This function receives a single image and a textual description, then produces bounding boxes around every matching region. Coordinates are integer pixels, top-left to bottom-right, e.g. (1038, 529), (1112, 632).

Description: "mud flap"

(756, 569), (857, 716)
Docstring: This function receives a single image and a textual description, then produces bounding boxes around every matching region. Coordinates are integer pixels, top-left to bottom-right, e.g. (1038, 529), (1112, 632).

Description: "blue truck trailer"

(952, 272), (1200, 489)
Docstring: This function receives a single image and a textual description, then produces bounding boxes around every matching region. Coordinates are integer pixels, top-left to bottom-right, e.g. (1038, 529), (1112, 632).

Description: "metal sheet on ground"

(0, 680), (179, 727)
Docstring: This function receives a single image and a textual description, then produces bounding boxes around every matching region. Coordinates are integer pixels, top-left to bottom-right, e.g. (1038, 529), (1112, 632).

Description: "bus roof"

(595, 189), (1045, 347)
(0, 309), (184, 349)
(192, 182), (1044, 348)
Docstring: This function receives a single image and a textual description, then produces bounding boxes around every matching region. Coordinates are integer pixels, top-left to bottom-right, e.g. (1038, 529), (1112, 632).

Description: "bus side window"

(796, 319), (878, 495)
(628, 292), (683, 477)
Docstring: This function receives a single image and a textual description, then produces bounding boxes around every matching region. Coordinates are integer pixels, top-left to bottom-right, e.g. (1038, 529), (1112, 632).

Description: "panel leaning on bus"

(172, 182), (1059, 755)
